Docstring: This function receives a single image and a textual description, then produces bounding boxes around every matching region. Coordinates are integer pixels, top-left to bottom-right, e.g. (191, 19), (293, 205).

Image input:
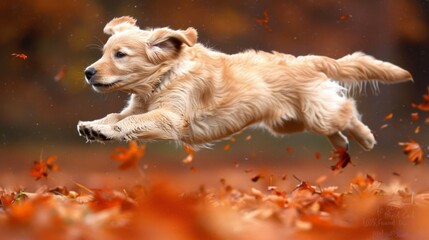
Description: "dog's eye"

(115, 51), (127, 58)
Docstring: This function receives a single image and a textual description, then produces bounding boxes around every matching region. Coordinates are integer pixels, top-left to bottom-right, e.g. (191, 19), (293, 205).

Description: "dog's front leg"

(79, 109), (182, 142)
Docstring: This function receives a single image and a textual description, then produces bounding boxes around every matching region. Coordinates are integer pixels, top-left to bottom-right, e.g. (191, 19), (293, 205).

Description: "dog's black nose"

(84, 67), (97, 80)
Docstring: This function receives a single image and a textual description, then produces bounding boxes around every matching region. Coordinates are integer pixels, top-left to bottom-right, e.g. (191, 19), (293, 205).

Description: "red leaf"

(54, 65), (67, 81)
(339, 14), (351, 21)
(11, 53), (27, 60)
(329, 147), (352, 171)
(30, 161), (47, 180)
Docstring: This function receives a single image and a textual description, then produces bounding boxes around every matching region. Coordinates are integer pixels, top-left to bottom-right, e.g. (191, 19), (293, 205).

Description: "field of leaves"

(1, 147), (429, 240)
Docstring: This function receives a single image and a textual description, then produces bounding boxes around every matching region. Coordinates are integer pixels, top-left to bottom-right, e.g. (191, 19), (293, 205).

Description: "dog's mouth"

(91, 80), (122, 91)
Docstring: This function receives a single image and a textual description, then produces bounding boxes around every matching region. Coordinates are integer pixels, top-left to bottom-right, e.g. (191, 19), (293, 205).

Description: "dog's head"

(84, 16), (198, 93)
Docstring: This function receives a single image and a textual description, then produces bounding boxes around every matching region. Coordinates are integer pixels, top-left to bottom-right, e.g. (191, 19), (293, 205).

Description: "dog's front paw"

(77, 121), (119, 142)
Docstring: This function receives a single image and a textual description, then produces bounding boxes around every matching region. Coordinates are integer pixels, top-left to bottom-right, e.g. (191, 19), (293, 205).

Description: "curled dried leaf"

(398, 140), (424, 165)
(329, 148), (352, 171)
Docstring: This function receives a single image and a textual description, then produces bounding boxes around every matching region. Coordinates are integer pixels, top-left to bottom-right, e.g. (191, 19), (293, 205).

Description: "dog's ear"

(104, 16), (139, 35)
(146, 27), (198, 63)
(149, 27), (198, 49)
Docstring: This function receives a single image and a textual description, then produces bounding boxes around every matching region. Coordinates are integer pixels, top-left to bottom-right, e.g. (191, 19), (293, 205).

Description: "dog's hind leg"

(345, 116), (376, 151)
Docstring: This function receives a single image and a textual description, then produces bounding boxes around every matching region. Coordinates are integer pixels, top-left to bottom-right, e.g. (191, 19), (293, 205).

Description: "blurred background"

(0, 0), (428, 190)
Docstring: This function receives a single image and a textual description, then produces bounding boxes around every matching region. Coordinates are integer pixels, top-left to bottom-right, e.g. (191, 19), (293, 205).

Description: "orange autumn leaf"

(350, 174), (374, 192)
(411, 112), (419, 121)
(0, 193), (15, 209)
(414, 126), (421, 134)
(245, 135), (252, 141)
(11, 53), (28, 60)
(384, 113), (393, 120)
(46, 155), (60, 171)
(182, 144), (195, 164)
(111, 141), (146, 170)
(294, 180), (316, 194)
(425, 117), (429, 123)
(30, 161), (47, 181)
(224, 144), (231, 151)
(339, 14), (351, 21)
(414, 87), (429, 111)
(416, 102), (429, 111)
(315, 175), (327, 184)
(398, 140), (424, 165)
(29, 155), (60, 181)
(54, 65), (67, 81)
(329, 147), (352, 171)
(287, 147), (293, 153)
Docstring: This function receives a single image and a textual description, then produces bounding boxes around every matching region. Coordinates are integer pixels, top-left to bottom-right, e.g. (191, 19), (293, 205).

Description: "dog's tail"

(312, 52), (412, 86)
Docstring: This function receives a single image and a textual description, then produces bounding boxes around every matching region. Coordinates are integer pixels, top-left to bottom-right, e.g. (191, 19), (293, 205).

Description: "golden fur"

(78, 16), (412, 151)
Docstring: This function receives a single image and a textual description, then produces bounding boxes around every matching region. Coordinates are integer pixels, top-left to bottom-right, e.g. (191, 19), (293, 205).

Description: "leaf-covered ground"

(1, 167), (429, 240)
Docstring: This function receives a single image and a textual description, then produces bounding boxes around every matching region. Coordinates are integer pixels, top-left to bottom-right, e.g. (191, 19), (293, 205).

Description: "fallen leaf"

(339, 14), (351, 21)
(111, 141), (146, 170)
(245, 135), (252, 141)
(251, 174), (262, 182)
(379, 124), (389, 130)
(294, 180), (316, 194)
(398, 140), (424, 165)
(384, 113), (394, 120)
(329, 147), (352, 171)
(416, 102), (429, 111)
(414, 126), (421, 134)
(0, 193), (15, 209)
(182, 144), (195, 164)
(54, 65), (67, 81)
(11, 53), (27, 60)
(46, 155), (60, 171)
(411, 112), (419, 121)
(415, 87), (429, 111)
(315, 175), (327, 185)
(224, 144), (231, 151)
(287, 147), (293, 153)
(30, 161), (47, 181)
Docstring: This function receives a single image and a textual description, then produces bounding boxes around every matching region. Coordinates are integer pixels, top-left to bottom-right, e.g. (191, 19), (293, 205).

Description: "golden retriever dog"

(77, 16), (412, 151)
